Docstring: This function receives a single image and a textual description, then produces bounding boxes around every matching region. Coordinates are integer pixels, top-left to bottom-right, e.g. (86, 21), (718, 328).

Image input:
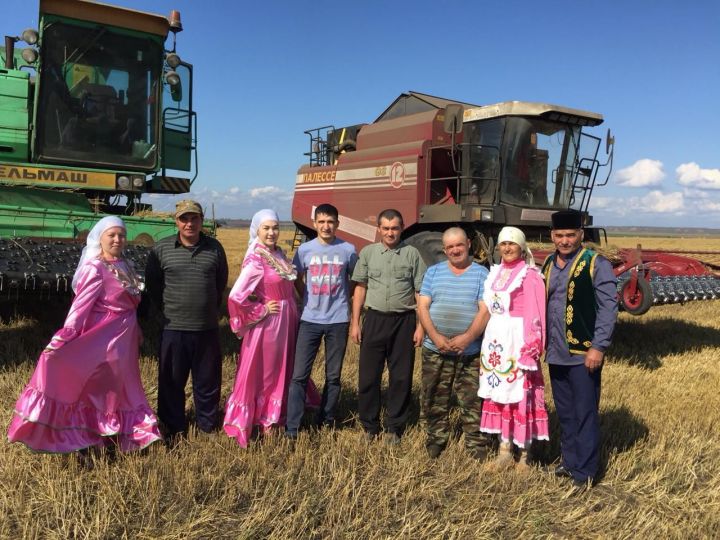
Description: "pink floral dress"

(223, 244), (319, 447)
(478, 258), (549, 447)
(7, 258), (161, 453)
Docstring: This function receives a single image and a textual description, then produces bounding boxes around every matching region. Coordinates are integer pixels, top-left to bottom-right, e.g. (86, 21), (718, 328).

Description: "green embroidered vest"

(542, 248), (598, 354)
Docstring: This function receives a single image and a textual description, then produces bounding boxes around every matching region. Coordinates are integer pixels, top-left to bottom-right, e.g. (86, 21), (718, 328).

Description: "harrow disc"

(0, 238), (150, 298)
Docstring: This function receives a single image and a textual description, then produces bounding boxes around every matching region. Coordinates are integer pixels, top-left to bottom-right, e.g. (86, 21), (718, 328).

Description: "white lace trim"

(486, 262), (529, 295)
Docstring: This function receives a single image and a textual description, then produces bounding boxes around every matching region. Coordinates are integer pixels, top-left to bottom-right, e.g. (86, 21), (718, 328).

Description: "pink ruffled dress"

(7, 258), (161, 453)
(478, 258), (549, 448)
(223, 244), (320, 447)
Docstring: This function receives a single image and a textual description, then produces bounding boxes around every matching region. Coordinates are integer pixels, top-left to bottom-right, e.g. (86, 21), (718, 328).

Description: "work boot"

(363, 431), (379, 443)
(486, 441), (514, 472)
(76, 448), (94, 471)
(383, 432), (401, 446)
(542, 463), (574, 479)
(570, 477), (593, 494)
(553, 464), (574, 479)
(426, 443), (443, 459)
(468, 444), (490, 461)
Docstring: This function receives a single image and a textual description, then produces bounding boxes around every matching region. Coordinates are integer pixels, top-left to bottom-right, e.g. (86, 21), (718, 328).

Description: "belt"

(365, 307), (415, 317)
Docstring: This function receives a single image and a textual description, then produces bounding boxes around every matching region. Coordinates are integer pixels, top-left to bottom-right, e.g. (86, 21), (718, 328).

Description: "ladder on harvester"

(303, 125), (334, 166)
(290, 227), (306, 251)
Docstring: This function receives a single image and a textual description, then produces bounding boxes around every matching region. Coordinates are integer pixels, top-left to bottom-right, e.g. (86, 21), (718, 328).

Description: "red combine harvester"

(291, 92), (720, 315)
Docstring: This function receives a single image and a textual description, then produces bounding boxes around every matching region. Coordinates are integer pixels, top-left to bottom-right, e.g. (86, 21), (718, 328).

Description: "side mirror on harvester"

(443, 104), (464, 134)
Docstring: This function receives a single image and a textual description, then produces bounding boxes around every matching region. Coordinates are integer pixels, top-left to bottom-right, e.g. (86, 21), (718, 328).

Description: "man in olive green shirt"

(351, 209), (426, 443)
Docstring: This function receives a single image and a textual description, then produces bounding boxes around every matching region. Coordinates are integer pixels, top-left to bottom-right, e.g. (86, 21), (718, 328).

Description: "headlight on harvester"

(132, 175), (145, 188)
(165, 71), (180, 86)
(21, 29), (39, 45)
(480, 209), (494, 222)
(117, 175), (131, 189)
(21, 48), (38, 64)
(165, 52), (181, 68)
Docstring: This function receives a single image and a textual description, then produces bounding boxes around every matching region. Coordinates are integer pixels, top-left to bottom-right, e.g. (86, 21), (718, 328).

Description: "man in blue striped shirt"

(417, 227), (492, 460)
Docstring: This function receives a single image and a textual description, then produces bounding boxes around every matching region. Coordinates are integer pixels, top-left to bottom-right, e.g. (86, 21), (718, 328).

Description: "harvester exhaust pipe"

(4, 36), (14, 69)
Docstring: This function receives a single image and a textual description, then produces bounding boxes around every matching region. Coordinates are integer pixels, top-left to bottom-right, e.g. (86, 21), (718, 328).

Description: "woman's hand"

(43, 328), (77, 355)
(265, 300), (281, 315)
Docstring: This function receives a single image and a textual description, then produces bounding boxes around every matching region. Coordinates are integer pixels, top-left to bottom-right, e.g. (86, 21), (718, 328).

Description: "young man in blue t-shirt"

(286, 204), (358, 438)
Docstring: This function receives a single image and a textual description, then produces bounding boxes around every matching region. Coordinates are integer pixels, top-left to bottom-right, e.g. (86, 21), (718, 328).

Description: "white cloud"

(140, 185), (294, 219)
(698, 200), (720, 212)
(614, 159), (665, 187)
(641, 190), (684, 213)
(591, 190), (685, 217)
(676, 162), (720, 190)
(589, 196), (613, 209)
(682, 187), (711, 200)
(248, 186), (292, 200)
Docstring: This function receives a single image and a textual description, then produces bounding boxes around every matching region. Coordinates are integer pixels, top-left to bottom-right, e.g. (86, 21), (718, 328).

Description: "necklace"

(99, 257), (143, 295)
(254, 244), (297, 281)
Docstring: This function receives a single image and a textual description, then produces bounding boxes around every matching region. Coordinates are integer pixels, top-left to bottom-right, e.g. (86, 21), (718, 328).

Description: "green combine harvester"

(0, 0), (198, 298)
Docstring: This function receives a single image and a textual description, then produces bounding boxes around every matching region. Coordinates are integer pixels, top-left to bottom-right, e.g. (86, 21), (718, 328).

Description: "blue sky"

(6, 0), (719, 227)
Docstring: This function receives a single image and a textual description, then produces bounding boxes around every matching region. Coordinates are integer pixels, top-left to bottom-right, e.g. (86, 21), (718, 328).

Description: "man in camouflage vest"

(543, 210), (617, 489)
(416, 227), (493, 459)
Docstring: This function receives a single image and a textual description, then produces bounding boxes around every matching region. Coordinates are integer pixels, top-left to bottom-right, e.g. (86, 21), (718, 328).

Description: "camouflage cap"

(175, 199), (203, 218)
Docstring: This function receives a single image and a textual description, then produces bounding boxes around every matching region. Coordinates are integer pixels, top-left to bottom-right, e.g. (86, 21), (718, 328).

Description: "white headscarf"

(246, 209), (280, 256)
(497, 226), (535, 267)
(72, 216), (126, 292)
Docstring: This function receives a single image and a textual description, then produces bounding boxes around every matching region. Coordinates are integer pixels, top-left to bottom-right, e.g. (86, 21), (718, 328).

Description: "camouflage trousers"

(421, 347), (487, 450)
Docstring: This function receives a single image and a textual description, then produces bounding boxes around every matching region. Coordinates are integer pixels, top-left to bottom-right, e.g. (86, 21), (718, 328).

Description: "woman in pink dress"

(7, 216), (161, 455)
(478, 226), (549, 471)
(223, 209), (319, 447)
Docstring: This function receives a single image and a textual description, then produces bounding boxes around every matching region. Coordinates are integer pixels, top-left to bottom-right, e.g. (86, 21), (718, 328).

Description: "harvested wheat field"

(0, 228), (719, 539)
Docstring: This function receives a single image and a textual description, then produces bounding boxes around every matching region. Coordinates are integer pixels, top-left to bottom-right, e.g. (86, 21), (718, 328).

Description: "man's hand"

(431, 333), (453, 353)
(413, 324), (425, 348)
(449, 332), (474, 354)
(350, 322), (362, 345)
(585, 348), (604, 372)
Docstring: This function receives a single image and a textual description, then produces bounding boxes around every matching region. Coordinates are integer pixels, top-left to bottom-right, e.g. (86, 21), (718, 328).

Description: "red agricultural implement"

(611, 247), (720, 315)
(291, 92), (720, 316)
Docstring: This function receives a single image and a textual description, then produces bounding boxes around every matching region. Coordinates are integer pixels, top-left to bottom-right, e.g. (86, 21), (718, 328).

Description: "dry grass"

(1, 229), (719, 538)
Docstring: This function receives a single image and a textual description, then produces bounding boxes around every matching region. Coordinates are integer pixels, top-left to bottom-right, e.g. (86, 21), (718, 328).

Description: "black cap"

(551, 210), (583, 230)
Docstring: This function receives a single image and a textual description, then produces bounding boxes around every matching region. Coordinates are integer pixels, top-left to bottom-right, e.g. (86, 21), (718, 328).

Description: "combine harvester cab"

(291, 91), (719, 316)
(0, 0), (200, 299)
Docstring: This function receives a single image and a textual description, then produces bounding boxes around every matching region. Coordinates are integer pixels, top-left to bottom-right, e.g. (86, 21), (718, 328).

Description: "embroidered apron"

(478, 267), (526, 404)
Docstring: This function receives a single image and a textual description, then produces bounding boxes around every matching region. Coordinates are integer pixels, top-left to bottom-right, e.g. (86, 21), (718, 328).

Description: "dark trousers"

(286, 321), (349, 433)
(549, 363), (602, 482)
(158, 328), (222, 435)
(358, 309), (416, 435)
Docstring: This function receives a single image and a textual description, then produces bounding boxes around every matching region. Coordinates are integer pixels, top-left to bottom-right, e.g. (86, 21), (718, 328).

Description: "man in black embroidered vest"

(542, 210), (617, 489)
